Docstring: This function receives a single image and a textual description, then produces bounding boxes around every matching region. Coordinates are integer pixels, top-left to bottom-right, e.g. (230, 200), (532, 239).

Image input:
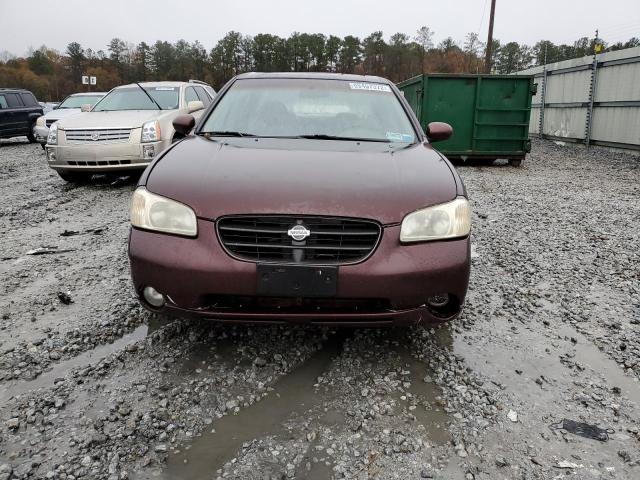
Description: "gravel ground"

(0, 137), (639, 480)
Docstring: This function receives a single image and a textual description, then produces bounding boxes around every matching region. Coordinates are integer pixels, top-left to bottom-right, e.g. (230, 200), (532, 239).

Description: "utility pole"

(539, 44), (548, 139)
(585, 29), (599, 148)
(484, 0), (497, 73)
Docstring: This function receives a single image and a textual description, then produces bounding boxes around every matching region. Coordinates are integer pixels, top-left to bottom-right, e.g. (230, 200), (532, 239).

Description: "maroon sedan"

(128, 73), (471, 326)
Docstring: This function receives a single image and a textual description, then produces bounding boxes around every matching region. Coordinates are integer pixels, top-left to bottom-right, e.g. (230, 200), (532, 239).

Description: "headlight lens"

(36, 116), (44, 126)
(400, 197), (471, 242)
(47, 123), (58, 145)
(130, 187), (197, 237)
(141, 121), (161, 143)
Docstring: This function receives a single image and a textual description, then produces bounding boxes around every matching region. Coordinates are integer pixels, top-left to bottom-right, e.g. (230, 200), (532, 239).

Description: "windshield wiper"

(134, 82), (163, 110)
(296, 134), (391, 143)
(200, 131), (257, 137)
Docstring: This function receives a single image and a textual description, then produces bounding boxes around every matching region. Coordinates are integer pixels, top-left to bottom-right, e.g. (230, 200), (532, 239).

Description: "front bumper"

(128, 220), (471, 326)
(33, 125), (49, 144)
(46, 139), (168, 173)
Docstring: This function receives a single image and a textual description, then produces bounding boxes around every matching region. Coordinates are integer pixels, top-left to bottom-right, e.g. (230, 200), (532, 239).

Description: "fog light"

(143, 144), (155, 159)
(143, 286), (165, 307)
(47, 149), (56, 162)
(427, 293), (449, 308)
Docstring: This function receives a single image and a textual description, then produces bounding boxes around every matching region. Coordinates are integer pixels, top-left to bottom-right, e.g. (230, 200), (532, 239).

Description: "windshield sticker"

(154, 87), (177, 91)
(386, 132), (414, 142)
(349, 82), (392, 93)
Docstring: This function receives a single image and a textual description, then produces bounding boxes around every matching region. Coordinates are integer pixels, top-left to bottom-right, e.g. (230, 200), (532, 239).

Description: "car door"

(0, 94), (10, 138)
(20, 92), (42, 133)
(2, 93), (27, 136)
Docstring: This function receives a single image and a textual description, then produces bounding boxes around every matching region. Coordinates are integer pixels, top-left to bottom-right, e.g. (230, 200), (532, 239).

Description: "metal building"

(517, 46), (640, 151)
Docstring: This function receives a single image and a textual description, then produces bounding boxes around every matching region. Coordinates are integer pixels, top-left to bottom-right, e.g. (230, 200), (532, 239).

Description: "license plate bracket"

(257, 264), (338, 297)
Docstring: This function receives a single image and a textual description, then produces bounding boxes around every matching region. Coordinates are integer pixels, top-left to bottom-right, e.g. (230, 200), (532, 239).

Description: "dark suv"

(0, 88), (43, 142)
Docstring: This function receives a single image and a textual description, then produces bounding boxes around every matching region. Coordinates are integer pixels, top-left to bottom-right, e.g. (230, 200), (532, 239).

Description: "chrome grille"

(64, 128), (132, 144)
(217, 216), (381, 265)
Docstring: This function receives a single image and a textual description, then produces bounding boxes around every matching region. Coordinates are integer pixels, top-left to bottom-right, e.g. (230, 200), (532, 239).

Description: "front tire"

(57, 171), (93, 183)
(27, 132), (37, 143)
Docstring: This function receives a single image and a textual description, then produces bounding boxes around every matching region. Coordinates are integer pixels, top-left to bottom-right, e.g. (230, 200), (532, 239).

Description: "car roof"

(69, 92), (106, 96)
(116, 81), (188, 89)
(235, 72), (393, 84)
(0, 88), (33, 93)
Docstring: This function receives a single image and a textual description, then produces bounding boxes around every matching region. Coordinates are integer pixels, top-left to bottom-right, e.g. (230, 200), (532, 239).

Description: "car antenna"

(134, 82), (163, 110)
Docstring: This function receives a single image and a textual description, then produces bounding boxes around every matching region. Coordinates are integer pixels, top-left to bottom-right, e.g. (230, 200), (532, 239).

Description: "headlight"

(47, 123), (58, 145)
(141, 121), (161, 143)
(130, 187), (197, 237)
(36, 116), (45, 126)
(400, 197), (471, 242)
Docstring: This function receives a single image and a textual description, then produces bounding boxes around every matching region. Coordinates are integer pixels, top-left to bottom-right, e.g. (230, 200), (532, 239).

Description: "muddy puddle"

(0, 323), (149, 403)
(155, 332), (346, 480)
(139, 329), (454, 480)
(453, 316), (640, 408)
(396, 348), (451, 445)
(556, 324), (640, 406)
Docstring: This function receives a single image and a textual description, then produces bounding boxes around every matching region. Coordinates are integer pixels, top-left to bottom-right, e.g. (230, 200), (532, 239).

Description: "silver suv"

(33, 92), (105, 147)
(45, 80), (215, 182)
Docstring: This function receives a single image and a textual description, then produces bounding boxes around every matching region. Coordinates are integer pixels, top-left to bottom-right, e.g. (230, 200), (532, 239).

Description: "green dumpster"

(397, 74), (536, 165)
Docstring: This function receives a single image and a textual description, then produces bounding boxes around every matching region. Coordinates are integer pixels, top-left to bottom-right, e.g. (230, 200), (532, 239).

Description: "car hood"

(56, 110), (172, 129)
(145, 136), (457, 225)
(43, 108), (82, 121)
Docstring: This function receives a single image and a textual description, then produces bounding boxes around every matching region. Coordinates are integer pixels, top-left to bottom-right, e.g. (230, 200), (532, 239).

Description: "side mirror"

(173, 114), (195, 136)
(187, 100), (204, 113)
(80, 104), (92, 112)
(425, 122), (453, 142)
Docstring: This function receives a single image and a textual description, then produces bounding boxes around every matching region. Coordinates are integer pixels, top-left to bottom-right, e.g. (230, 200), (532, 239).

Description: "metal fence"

(517, 46), (640, 151)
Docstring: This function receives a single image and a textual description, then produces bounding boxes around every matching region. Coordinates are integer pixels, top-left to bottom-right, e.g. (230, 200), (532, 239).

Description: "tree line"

(1, 28), (637, 101)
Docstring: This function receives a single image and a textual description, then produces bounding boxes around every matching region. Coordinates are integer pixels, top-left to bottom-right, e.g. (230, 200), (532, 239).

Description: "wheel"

(56, 171), (93, 183)
(27, 132), (37, 143)
(509, 159), (522, 167)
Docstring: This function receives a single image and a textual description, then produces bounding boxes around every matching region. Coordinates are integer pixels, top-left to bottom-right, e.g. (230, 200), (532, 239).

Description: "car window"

(20, 93), (38, 107)
(0, 95), (7, 109)
(194, 86), (211, 106)
(58, 95), (103, 109)
(185, 87), (199, 104)
(205, 86), (217, 98)
(201, 78), (416, 143)
(93, 86), (179, 111)
(4, 93), (23, 108)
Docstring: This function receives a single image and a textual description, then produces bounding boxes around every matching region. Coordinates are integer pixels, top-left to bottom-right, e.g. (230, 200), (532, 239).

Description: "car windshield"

(201, 78), (416, 143)
(58, 95), (103, 109)
(92, 86), (179, 111)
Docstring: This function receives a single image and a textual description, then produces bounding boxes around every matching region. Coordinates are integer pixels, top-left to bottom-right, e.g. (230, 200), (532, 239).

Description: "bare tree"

(464, 32), (484, 72)
(415, 26), (434, 71)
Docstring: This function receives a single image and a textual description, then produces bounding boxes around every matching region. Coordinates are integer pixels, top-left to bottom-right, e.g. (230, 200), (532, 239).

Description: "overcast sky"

(1, 0), (639, 56)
